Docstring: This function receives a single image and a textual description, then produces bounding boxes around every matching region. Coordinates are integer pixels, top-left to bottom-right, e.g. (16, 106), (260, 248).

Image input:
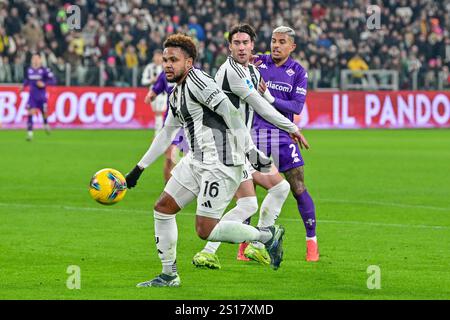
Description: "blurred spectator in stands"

(0, 55), (12, 83)
(442, 66), (450, 89)
(137, 38), (150, 65)
(0, 27), (10, 56)
(124, 44), (139, 85)
(85, 55), (100, 86)
(12, 54), (25, 83)
(188, 16), (205, 41)
(4, 7), (22, 36)
(53, 57), (66, 85)
(21, 17), (43, 52)
(347, 53), (369, 85)
(311, 2), (326, 20)
(105, 56), (120, 87)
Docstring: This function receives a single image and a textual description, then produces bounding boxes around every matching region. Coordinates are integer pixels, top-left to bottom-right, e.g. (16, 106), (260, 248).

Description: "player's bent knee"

(154, 192), (180, 214)
(196, 223), (214, 240)
(273, 180), (291, 196)
(195, 215), (218, 240)
(196, 227), (210, 240)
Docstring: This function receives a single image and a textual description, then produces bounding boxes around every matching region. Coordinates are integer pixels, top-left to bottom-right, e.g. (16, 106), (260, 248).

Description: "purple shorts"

(253, 129), (304, 173)
(27, 98), (47, 110)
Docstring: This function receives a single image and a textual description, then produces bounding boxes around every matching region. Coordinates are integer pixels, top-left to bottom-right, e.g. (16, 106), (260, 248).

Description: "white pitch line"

(317, 198), (450, 212)
(0, 202), (449, 231)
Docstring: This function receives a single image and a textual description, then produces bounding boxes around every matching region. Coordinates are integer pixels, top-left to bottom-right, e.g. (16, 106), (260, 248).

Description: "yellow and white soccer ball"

(89, 168), (127, 205)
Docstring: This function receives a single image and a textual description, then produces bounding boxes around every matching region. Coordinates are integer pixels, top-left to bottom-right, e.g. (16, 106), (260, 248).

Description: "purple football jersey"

(253, 54), (307, 130)
(23, 67), (56, 103)
(252, 54), (308, 172)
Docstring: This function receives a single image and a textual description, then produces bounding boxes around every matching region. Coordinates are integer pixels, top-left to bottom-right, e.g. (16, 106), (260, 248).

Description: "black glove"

(246, 147), (272, 173)
(125, 165), (144, 189)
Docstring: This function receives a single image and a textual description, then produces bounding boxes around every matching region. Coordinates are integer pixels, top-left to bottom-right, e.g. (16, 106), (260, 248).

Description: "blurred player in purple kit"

(20, 54), (56, 141)
(144, 70), (187, 183)
(253, 26), (319, 261)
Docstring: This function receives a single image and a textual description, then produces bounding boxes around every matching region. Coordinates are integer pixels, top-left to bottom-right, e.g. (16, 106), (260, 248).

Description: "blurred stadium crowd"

(0, 0), (449, 89)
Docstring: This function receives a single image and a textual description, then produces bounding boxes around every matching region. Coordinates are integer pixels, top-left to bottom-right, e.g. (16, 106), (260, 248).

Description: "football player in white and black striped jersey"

(125, 34), (286, 287)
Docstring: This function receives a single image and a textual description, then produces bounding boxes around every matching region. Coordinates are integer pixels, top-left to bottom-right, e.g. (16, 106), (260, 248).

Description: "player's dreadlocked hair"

(228, 23), (257, 43)
(163, 34), (197, 61)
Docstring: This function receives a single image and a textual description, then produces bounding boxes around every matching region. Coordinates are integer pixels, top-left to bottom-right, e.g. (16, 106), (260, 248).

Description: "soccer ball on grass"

(89, 168), (127, 205)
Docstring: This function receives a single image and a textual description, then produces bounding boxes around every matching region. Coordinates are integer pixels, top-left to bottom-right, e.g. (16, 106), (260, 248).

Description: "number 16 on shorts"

(199, 180), (219, 210)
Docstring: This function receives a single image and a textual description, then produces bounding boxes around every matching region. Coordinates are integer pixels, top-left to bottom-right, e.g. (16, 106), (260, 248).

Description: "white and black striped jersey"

(214, 56), (262, 128)
(166, 68), (246, 167)
(141, 62), (164, 86)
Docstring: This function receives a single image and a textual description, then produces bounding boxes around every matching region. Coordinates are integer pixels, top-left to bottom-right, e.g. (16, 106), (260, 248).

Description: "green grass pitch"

(0, 129), (449, 300)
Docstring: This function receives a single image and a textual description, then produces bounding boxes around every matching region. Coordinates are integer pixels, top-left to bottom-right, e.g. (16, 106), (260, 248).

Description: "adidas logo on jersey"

(245, 79), (254, 90)
(201, 200), (212, 208)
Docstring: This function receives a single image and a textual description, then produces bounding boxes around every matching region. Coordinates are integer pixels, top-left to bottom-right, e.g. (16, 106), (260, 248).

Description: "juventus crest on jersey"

(166, 68), (247, 167)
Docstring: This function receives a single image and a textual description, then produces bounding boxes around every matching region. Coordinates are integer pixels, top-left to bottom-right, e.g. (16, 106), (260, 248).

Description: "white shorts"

(241, 159), (256, 182)
(166, 155), (243, 219)
(152, 94), (167, 112)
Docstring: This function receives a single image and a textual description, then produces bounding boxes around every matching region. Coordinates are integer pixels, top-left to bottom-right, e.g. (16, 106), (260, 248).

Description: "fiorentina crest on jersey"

(286, 68), (295, 77)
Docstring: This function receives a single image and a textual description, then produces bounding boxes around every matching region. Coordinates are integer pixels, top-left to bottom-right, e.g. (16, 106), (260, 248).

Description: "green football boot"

(192, 251), (221, 269)
(244, 243), (270, 265)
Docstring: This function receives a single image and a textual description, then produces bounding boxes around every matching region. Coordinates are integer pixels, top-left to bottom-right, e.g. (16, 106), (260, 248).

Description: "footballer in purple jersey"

(254, 26), (319, 261)
(21, 54), (56, 141)
(144, 70), (187, 182)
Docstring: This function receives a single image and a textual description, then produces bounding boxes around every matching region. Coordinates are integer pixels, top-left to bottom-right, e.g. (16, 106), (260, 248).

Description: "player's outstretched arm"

(245, 90), (298, 133)
(126, 113), (181, 189)
(245, 90), (309, 147)
(214, 98), (272, 173)
(144, 90), (157, 105)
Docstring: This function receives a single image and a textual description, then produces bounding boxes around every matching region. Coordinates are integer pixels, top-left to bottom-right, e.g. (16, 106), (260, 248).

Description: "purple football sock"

(295, 190), (316, 238)
(27, 115), (33, 132)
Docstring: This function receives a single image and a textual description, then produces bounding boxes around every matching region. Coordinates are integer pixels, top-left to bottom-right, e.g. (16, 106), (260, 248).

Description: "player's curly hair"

(163, 33), (197, 61)
(228, 24), (256, 43)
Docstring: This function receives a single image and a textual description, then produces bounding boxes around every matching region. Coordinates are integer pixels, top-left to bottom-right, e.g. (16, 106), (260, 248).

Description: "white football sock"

(202, 196), (258, 254)
(154, 210), (178, 276)
(258, 180), (290, 228)
(306, 236), (317, 242)
(206, 220), (271, 244)
(251, 180), (290, 249)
